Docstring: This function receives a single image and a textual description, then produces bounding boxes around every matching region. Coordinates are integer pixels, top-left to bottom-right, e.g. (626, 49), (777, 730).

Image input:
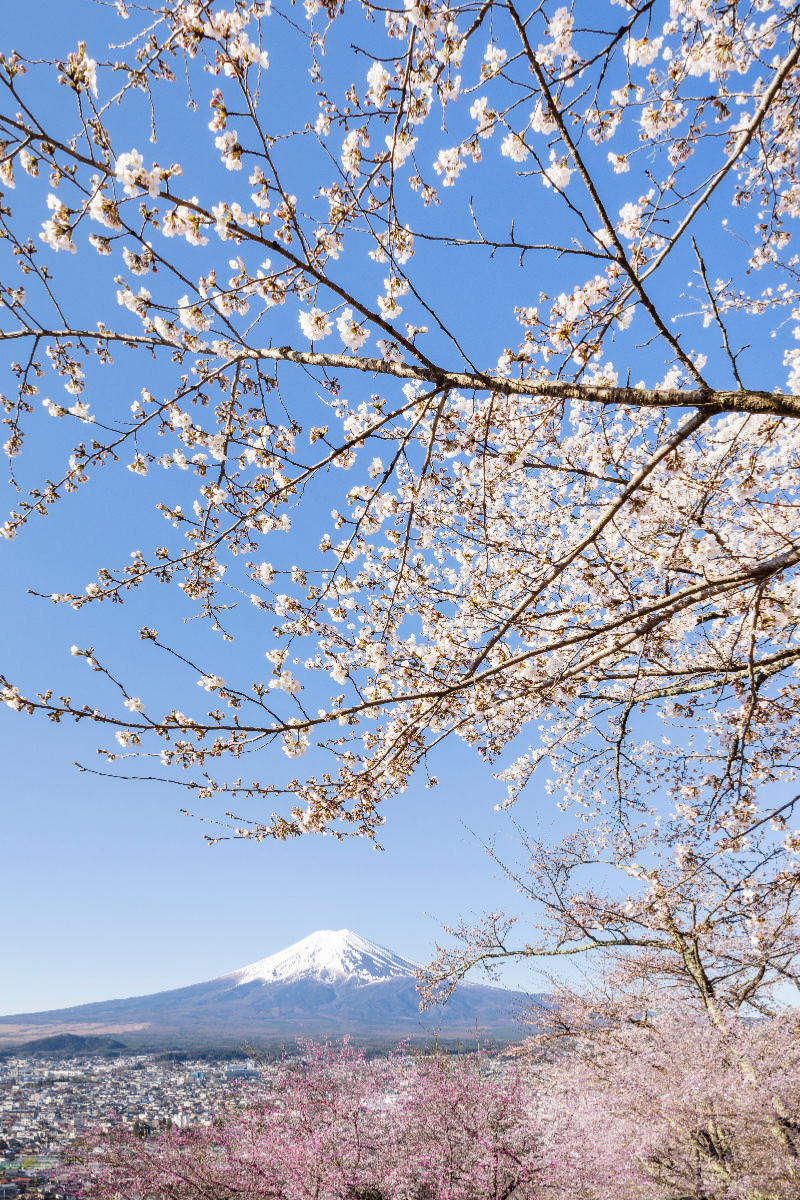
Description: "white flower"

(124, 697), (144, 712)
(376, 277), (409, 321)
(197, 675), (224, 692)
(482, 42), (507, 78)
(269, 670), (302, 694)
(87, 188), (123, 230)
(542, 153), (572, 191)
(161, 205), (209, 246)
(385, 131), (417, 167)
(298, 307), (333, 340)
(337, 308), (370, 352)
(177, 294), (213, 331)
(404, 0), (443, 36)
(617, 200), (644, 240)
(376, 339), (402, 362)
(127, 452), (148, 475)
(281, 727), (309, 757)
(433, 146), (465, 186)
(608, 152), (630, 174)
(60, 42), (98, 96)
(227, 31), (269, 72)
(470, 96), (496, 139)
(529, 101), (557, 135)
(538, 6), (573, 61)
(40, 195), (76, 253)
(366, 61), (391, 106)
(215, 129), (243, 170)
(115, 149), (164, 198)
(626, 35), (662, 67)
(640, 99), (685, 139)
(169, 406), (192, 430)
(203, 9), (246, 38)
(249, 166), (270, 211)
(341, 129), (365, 175)
(69, 400), (94, 422)
(115, 728), (141, 747)
(501, 132), (529, 163)
(19, 148), (38, 176)
(117, 285), (152, 317)
(122, 245), (154, 274)
(1, 685), (22, 710)
(314, 228), (342, 261)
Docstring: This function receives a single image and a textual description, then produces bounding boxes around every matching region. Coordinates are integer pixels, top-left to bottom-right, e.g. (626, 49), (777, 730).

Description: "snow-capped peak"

(227, 929), (418, 987)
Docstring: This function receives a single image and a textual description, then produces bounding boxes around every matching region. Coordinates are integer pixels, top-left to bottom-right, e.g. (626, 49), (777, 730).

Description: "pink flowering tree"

(387, 1051), (544, 1198)
(67, 1026), (800, 1200)
(534, 1013), (800, 1200)
(418, 816), (800, 1197)
(68, 1039), (545, 1200)
(1, 0), (800, 864)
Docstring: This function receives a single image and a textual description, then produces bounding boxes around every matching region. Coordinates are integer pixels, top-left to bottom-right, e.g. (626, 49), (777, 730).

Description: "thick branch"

(3, 328), (800, 417)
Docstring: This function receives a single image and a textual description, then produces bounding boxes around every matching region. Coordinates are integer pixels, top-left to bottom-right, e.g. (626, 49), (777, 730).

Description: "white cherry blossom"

(298, 307), (333, 340)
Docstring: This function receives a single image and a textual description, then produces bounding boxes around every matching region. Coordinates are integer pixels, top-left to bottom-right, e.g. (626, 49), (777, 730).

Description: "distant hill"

(0, 930), (539, 1049)
(0, 1033), (128, 1057)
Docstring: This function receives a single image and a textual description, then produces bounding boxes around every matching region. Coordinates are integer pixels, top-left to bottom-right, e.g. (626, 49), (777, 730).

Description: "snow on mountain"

(0, 929), (535, 1047)
(228, 929), (417, 987)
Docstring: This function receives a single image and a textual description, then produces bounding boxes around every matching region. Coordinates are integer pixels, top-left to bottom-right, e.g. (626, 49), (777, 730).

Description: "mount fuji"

(0, 930), (534, 1048)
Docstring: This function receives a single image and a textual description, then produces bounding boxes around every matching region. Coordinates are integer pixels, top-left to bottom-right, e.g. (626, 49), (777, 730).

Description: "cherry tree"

(1, 0), (800, 855)
(68, 1039), (544, 1200)
(420, 813), (800, 1197)
(67, 1026), (800, 1200)
(421, 806), (800, 1019)
(534, 1013), (800, 1200)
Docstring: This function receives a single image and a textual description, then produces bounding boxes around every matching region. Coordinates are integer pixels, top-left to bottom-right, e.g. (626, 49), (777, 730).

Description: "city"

(0, 1050), (269, 1198)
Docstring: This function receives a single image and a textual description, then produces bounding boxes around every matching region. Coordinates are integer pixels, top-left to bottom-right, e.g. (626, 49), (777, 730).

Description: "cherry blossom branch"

(640, 34), (800, 283)
(4, 328), (800, 416)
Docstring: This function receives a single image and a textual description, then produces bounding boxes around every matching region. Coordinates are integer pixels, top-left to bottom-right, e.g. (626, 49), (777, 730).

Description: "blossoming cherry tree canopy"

(69, 1026), (800, 1200)
(1, 0), (800, 853)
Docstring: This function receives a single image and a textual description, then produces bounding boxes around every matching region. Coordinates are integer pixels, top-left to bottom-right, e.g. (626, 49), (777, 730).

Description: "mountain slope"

(0, 930), (535, 1047)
